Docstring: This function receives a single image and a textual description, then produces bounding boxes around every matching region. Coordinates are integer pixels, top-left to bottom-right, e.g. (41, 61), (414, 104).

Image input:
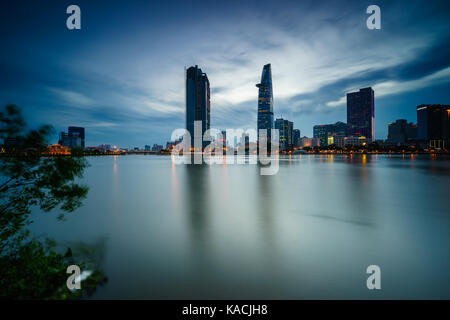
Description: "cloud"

(373, 67), (450, 97)
(326, 66), (450, 108)
(2, 0), (450, 144)
(326, 96), (346, 108)
(48, 88), (96, 108)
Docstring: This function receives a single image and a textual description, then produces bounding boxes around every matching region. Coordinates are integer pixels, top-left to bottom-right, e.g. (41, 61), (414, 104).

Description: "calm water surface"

(30, 154), (450, 299)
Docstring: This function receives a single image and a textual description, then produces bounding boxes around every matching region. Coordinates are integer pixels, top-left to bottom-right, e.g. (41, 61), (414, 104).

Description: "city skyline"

(1, 0), (449, 148)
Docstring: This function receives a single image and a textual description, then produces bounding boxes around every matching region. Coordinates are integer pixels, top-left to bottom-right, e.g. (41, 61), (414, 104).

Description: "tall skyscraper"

(68, 126), (85, 147)
(186, 65), (210, 148)
(417, 104), (450, 143)
(347, 87), (375, 141)
(256, 64), (274, 143)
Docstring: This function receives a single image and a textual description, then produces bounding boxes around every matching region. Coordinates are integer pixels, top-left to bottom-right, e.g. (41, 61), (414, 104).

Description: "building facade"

(256, 64), (274, 143)
(299, 137), (320, 148)
(68, 126), (85, 148)
(347, 87), (375, 141)
(344, 136), (370, 147)
(313, 121), (347, 147)
(417, 105), (450, 147)
(387, 119), (417, 144)
(275, 118), (293, 151)
(59, 126), (85, 149)
(293, 129), (301, 147)
(186, 65), (210, 149)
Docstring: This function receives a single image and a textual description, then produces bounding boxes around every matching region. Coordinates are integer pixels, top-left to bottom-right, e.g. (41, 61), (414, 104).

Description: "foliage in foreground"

(0, 104), (107, 299)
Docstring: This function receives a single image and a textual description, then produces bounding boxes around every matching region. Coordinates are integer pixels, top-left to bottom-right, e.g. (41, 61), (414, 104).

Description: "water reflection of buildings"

(255, 166), (279, 269)
(182, 165), (212, 269)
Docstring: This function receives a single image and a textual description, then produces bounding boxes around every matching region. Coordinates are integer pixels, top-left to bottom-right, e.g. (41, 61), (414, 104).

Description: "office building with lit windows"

(313, 121), (347, 147)
(347, 87), (375, 141)
(275, 118), (293, 151)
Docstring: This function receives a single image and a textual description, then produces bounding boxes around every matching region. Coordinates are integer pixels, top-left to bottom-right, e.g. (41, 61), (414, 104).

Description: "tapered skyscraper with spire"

(256, 64), (274, 142)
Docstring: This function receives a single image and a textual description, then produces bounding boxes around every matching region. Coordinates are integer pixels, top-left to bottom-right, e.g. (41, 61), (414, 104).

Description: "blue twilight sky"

(1, 0), (449, 147)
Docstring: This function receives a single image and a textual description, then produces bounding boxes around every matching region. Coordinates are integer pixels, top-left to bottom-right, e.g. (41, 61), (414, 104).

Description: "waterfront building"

(45, 144), (71, 155)
(152, 144), (163, 152)
(344, 136), (369, 147)
(68, 126), (85, 148)
(313, 121), (347, 147)
(58, 126), (85, 149)
(220, 130), (227, 149)
(98, 144), (112, 151)
(417, 104), (450, 148)
(299, 137), (320, 148)
(332, 136), (346, 148)
(256, 64), (274, 143)
(166, 141), (175, 150)
(387, 119), (417, 144)
(186, 65), (210, 149)
(293, 129), (301, 147)
(275, 118), (293, 151)
(347, 87), (375, 141)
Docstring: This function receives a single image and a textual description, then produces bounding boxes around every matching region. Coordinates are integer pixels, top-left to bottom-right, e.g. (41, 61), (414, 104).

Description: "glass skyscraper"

(186, 65), (210, 149)
(275, 118), (293, 151)
(346, 87), (375, 141)
(256, 64), (274, 143)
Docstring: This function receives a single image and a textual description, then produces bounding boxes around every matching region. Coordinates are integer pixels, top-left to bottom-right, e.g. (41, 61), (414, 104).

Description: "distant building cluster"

(59, 126), (85, 149)
(181, 63), (449, 153)
(49, 65), (449, 155)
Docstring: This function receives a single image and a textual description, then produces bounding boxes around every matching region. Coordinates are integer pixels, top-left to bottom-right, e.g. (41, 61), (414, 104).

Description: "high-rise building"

(68, 126), (85, 147)
(59, 127), (84, 149)
(221, 130), (227, 147)
(186, 65), (210, 149)
(347, 87), (375, 141)
(256, 64), (274, 143)
(417, 105), (450, 146)
(293, 129), (301, 147)
(238, 132), (250, 154)
(275, 118), (293, 151)
(313, 121), (347, 147)
(387, 119), (417, 144)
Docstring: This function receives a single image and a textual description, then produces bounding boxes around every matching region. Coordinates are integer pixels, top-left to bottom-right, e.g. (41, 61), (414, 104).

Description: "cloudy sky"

(1, 0), (449, 147)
